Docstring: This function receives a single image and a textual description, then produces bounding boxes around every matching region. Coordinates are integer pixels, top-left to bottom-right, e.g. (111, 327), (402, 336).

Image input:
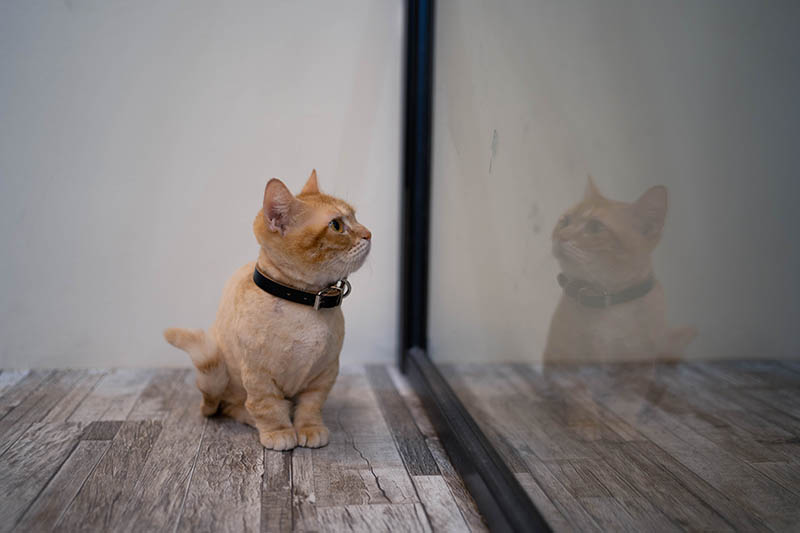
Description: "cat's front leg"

(242, 368), (296, 450)
(293, 365), (338, 448)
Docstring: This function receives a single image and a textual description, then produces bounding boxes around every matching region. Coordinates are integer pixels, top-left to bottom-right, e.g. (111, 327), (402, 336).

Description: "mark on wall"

(489, 129), (498, 173)
(529, 203), (541, 234)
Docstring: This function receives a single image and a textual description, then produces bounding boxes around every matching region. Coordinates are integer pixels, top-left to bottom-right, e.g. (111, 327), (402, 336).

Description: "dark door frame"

(399, 1), (552, 531)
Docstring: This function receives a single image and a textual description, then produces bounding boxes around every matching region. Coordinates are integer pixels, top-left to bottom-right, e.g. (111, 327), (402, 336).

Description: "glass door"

(414, 1), (800, 530)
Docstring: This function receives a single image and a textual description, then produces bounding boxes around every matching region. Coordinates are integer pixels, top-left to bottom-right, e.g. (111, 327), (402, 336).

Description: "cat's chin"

(342, 241), (371, 277)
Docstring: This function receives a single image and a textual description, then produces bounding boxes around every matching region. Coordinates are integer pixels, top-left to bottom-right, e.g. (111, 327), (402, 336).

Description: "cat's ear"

(263, 178), (299, 235)
(584, 175), (602, 201)
(300, 169), (320, 195)
(633, 185), (668, 241)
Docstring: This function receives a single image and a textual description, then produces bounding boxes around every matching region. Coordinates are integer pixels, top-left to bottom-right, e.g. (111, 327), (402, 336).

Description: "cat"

(543, 176), (696, 363)
(164, 170), (371, 450)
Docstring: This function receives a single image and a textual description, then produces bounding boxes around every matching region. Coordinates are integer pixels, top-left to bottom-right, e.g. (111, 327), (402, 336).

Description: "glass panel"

(429, 1), (800, 529)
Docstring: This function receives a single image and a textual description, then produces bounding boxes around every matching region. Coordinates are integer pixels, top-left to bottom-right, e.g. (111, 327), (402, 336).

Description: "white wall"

(0, 1), (404, 368)
(430, 0), (800, 362)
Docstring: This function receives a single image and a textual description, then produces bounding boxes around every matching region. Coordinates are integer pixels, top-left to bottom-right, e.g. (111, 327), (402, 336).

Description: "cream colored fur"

(165, 171), (371, 450)
(544, 177), (696, 363)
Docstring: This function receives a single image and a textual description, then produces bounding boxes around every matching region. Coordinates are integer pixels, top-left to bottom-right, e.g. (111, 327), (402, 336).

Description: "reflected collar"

(557, 273), (655, 308)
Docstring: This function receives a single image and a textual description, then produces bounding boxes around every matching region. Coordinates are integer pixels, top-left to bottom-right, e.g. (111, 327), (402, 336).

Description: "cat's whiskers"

(560, 241), (590, 262)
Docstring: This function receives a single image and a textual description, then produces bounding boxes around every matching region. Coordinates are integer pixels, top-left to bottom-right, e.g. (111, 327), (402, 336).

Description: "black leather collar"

(253, 267), (351, 310)
(558, 273), (655, 308)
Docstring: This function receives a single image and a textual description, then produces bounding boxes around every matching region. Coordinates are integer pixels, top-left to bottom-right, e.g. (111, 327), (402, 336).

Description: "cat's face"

(552, 177), (667, 287)
(254, 171), (371, 286)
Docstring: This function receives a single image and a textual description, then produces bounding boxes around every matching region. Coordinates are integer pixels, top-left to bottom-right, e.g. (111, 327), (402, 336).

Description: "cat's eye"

(586, 219), (604, 234)
(329, 218), (344, 233)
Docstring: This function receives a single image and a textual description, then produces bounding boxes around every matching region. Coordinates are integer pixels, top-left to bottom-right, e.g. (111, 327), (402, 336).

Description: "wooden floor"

(0, 366), (486, 533)
(443, 360), (800, 532)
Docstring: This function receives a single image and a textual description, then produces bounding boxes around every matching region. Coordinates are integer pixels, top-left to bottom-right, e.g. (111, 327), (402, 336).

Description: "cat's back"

(214, 261), (258, 316)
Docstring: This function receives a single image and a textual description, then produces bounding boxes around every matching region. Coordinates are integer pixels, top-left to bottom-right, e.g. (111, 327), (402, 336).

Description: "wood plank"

(126, 368), (191, 421)
(314, 371), (418, 507)
(292, 447), (319, 532)
(315, 503), (432, 533)
(366, 365), (439, 476)
(580, 454), (684, 533)
(81, 420), (123, 441)
(0, 370), (51, 420)
(0, 370), (30, 398)
(751, 462), (800, 497)
(387, 367), (487, 531)
(571, 367), (796, 530)
(727, 360), (800, 387)
(535, 457), (679, 532)
(741, 387), (800, 424)
(67, 368), (156, 422)
(692, 361), (770, 387)
(386, 366), (437, 439)
(543, 459), (611, 498)
(425, 437), (487, 533)
(110, 372), (207, 532)
(564, 362), (798, 460)
(523, 364), (643, 442)
(639, 374), (800, 464)
(514, 473), (569, 533)
(261, 449), (292, 533)
(519, 453), (602, 532)
(412, 475), (469, 533)
(484, 393), (600, 461)
(593, 441), (734, 531)
(41, 370), (107, 423)
(578, 497), (640, 533)
(177, 417), (262, 533)
(0, 421), (84, 532)
(15, 439), (110, 531)
(3, 371), (87, 423)
(440, 367), (536, 473)
(56, 420), (163, 531)
(0, 370), (85, 457)
(624, 377), (794, 464)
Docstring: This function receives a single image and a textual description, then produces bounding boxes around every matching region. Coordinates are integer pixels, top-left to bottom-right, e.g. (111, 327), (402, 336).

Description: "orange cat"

(164, 171), (371, 450)
(544, 177), (695, 362)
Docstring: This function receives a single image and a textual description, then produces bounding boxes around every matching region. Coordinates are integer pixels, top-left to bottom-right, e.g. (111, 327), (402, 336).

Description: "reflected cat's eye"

(585, 219), (604, 233)
(559, 215), (571, 228)
(329, 218), (344, 233)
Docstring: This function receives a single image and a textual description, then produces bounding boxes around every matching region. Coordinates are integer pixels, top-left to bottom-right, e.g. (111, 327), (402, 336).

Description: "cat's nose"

(362, 229), (372, 241)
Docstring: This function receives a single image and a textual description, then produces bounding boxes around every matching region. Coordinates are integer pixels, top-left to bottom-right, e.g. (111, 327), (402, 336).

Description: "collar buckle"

(313, 279), (352, 310)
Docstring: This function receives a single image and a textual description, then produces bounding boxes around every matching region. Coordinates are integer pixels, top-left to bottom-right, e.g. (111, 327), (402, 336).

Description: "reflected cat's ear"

(633, 185), (668, 241)
(300, 169), (320, 195)
(584, 175), (602, 201)
(263, 178), (299, 235)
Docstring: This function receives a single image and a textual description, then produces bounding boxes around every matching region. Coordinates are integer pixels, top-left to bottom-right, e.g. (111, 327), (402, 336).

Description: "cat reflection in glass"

(544, 177), (696, 363)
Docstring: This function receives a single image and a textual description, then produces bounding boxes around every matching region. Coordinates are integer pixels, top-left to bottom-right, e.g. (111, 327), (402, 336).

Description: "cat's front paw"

(259, 428), (297, 451)
(296, 425), (330, 448)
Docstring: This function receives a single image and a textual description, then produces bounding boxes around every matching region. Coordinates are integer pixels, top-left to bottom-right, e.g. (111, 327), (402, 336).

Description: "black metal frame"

(399, 1), (552, 531)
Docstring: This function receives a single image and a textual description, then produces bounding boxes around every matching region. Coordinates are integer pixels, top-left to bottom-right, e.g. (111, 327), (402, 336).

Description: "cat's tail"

(163, 327), (229, 416)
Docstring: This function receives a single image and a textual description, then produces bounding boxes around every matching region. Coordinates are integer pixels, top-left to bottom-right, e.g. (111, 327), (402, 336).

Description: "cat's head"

(253, 170), (371, 288)
(552, 177), (667, 288)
